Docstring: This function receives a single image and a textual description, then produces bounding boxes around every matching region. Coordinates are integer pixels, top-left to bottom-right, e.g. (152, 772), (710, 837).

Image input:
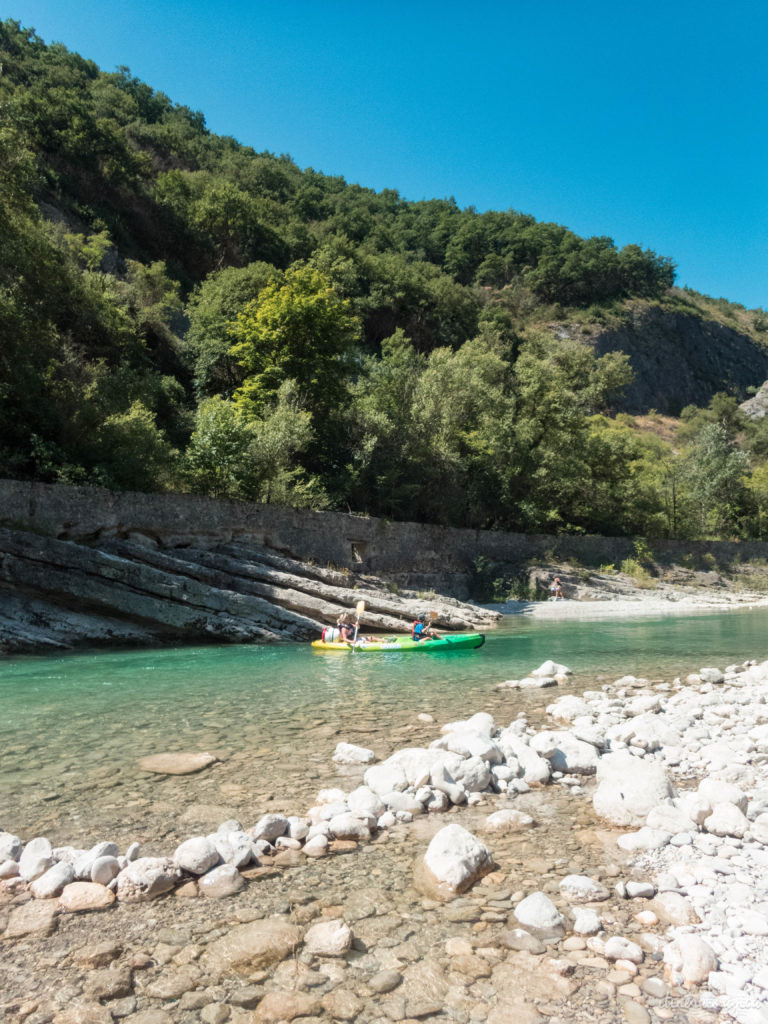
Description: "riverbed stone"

(346, 785), (385, 818)
(30, 859), (75, 899)
(116, 857), (179, 901)
(703, 801), (750, 838)
(650, 891), (700, 925)
(303, 918), (353, 957)
(60, 881), (116, 913)
(513, 892), (565, 938)
(415, 824), (495, 899)
(332, 741), (376, 764)
(19, 836), (54, 881)
(250, 814), (289, 842)
(174, 836), (220, 875)
(198, 864), (245, 898)
(663, 934), (717, 986)
(3, 898), (59, 938)
(200, 918), (303, 976)
(483, 809), (535, 833)
(559, 874), (610, 902)
(254, 991), (321, 1023)
(593, 752), (675, 826)
(0, 831), (22, 862)
(90, 856), (120, 886)
(530, 730), (600, 774)
(137, 751), (217, 774)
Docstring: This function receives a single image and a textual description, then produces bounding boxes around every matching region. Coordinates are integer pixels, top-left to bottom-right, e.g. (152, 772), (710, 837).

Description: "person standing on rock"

(550, 577), (564, 600)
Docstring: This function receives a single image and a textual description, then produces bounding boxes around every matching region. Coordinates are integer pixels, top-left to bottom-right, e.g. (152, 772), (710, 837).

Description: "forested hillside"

(2, 18), (768, 540)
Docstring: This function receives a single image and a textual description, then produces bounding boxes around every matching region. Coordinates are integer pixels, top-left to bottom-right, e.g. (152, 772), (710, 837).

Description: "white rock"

(698, 778), (748, 813)
(559, 874), (610, 902)
(74, 842), (120, 880)
(250, 814), (289, 842)
(198, 863), (245, 898)
(19, 837), (54, 882)
(739, 910), (768, 935)
(593, 751), (675, 826)
(530, 731), (599, 775)
(441, 712), (495, 736)
(125, 842), (140, 862)
(663, 934), (718, 986)
(422, 824), (495, 894)
(174, 836), (220, 875)
(332, 742), (376, 765)
(704, 802), (750, 838)
(513, 892), (565, 938)
(625, 881), (655, 899)
(483, 810), (534, 833)
(303, 835), (329, 857)
(496, 731), (551, 784)
(699, 667), (724, 684)
(116, 857), (179, 901)
(605, 936), (644, 963)
(0, 832), (22, 862)
(0, 859), (20, 878)
(90, 856), (120, 886)
(430, 762), (467, 805)
(431, 730), (504, 764)
(617, 827), (671, 852)
(546, 696), (590, 722)
(30, 860), (75, 899)
(377, 811), (397, 829)
(364, 762), (409, 795)
(287, 817), (310, 842)
(450, 755), (491, 792)
(346, 786), (385, 818)
(532, 660), (571, 677)
(328, 813), (373, 841)
(382, 791), (425, 815)
(646, 802), (697, 834)
(753, 813), (768, 845)
(304, 918), (353, 956)
(573, 908), (602, 935)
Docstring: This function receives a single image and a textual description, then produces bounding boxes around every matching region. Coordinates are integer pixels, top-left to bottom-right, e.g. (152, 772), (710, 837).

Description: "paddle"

(351, 599), (365, 646)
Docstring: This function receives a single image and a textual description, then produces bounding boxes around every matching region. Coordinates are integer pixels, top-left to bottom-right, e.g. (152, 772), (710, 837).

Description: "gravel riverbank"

(1, 651), (767, 1024)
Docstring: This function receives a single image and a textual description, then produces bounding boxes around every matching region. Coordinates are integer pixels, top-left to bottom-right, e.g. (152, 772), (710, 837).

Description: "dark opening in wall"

(351, 541), (367, 563)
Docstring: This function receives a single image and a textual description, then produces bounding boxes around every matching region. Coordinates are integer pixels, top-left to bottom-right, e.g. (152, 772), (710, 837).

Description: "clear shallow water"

(2, 607), (767, 847)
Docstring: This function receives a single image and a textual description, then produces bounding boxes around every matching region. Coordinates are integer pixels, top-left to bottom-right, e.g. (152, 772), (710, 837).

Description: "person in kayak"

(412, 612), (443, 641)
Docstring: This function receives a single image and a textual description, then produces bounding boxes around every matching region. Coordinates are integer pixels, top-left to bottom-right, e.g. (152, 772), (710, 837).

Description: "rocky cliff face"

(0, 528), (498, 654)
(588, 305), (768, 414)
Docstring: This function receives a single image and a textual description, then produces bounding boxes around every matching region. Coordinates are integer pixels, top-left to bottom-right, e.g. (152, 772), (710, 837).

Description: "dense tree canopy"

(2, 18), (767, 541)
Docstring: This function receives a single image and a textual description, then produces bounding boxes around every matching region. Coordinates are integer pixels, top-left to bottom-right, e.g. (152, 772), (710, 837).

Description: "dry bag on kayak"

(321, 626), (341, 642)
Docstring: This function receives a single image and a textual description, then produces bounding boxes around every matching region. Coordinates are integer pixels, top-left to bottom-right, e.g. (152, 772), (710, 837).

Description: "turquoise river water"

(2, 607), (767, 850)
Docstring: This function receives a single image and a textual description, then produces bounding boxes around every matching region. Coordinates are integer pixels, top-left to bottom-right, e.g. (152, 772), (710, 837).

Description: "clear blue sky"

(7, 0), (767, 309)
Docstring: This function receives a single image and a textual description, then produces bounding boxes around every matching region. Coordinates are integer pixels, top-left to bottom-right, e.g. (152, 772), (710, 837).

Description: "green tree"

(230, 265), (359, 419)
(684, 423), (749, 536)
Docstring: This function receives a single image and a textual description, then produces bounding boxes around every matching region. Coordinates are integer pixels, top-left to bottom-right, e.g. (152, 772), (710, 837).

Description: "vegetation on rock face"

(2, 18), (768, 539)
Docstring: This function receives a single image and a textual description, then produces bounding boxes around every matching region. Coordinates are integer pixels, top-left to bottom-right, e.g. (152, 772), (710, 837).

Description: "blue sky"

(7, 0), (767, 309)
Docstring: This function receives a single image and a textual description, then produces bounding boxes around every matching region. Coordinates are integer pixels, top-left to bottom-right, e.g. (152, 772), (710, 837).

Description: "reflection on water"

(1, 607), (767, 846)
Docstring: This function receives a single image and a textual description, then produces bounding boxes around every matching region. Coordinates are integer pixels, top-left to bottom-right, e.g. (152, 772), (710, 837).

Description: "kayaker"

(412, 612), (443, 641)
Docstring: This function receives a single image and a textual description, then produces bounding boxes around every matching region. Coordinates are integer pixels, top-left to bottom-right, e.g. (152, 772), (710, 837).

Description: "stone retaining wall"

(3, 480), (768, 577)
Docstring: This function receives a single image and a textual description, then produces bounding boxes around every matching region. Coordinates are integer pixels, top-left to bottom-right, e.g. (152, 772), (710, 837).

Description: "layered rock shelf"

(0, 527), (498, 653)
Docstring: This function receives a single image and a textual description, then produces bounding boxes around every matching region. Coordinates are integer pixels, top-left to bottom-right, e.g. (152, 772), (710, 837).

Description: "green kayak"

(311, 632), (485, 653)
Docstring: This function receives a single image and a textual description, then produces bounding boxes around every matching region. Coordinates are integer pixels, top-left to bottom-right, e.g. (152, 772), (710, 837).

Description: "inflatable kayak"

(311, 632), (485, 653)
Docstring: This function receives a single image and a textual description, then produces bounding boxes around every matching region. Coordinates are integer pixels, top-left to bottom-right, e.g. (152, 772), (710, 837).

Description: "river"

(2, 607), (767, 850)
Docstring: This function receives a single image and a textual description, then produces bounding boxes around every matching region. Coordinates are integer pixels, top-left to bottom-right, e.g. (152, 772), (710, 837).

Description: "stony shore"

(2, 652), (767, 1024)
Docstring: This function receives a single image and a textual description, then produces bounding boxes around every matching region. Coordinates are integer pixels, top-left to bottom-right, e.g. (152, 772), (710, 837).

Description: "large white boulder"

(703, 802), (749, 838)
(116, 857), (179, 902)
(450, 755), (491, 792)
(441, 712), (495, 736)
(697, 778), (748, 813)
(431, 731), (504, 764)
(497, 731), (551, 785)
(333, 742), (376, 765)
(304, 918), (353, 957)
(0, 832), (22, 862)
(415, 824), (495, 899)
(513, 892), (565, 938)
(592, 751), (675, 826)
(347, 786), (386, 818)
(30, 860), (75, 899)
(174, 836), (220, 875)
(530, 731), (599, 775)
(250, 814), (289, 842)
(663, 935), (717, 987)
(19, 837), (53, 882)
